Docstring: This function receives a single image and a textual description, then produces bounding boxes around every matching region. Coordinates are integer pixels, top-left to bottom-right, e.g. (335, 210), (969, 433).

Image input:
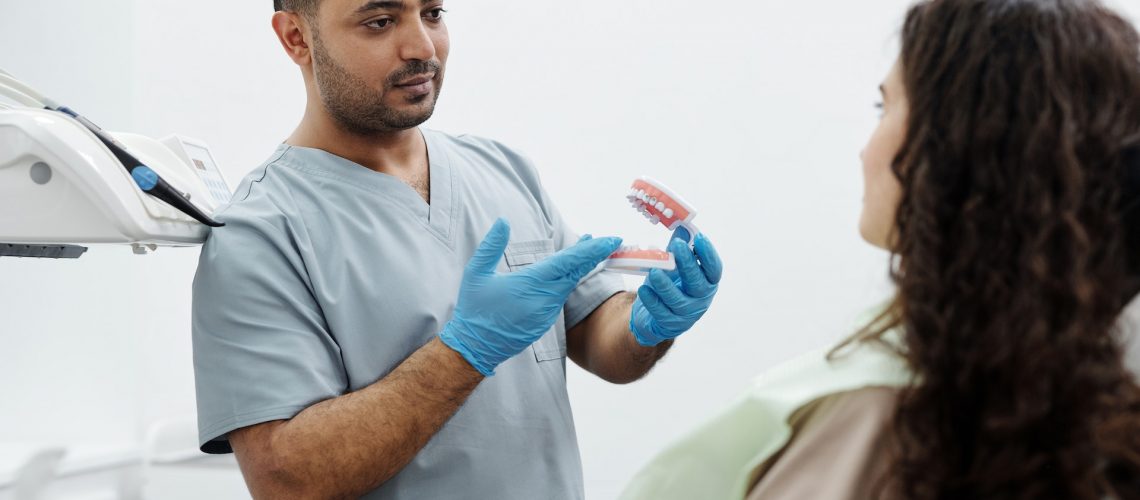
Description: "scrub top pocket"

(505, 239), (568, 362)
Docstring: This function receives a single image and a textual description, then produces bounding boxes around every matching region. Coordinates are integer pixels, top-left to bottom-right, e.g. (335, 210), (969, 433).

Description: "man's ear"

(271, 11), (313, 66)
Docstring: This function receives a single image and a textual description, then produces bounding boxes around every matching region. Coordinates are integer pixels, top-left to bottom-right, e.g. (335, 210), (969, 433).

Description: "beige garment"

(746, 386), (899, 500)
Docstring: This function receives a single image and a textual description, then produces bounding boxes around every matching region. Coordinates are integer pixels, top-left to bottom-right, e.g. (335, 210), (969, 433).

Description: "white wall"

(3, 1), (1139, 499)
(0, 0), (147, 446)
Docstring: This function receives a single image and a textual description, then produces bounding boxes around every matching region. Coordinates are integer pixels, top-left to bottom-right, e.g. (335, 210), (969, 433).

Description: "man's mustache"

(388, 60), (442, 87)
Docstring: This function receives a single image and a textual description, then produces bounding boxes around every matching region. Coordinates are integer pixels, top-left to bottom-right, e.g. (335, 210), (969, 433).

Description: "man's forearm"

(568, 292), (673, 384)
(232, 337), (483, 499)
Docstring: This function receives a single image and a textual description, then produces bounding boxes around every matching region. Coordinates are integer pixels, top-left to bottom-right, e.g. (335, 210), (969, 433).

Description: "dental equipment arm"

(53, 106), (223, 227)
(0, 69), (224, 228)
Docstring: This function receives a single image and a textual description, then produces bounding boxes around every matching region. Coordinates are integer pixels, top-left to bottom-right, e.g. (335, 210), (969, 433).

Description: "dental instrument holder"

(0, 68), (230, 256)
(53, 107), (224, 228)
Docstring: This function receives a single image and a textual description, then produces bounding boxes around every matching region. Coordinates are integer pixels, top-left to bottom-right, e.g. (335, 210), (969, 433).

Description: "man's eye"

(425, 8), (446, 21)
(366, 18), (394, 29)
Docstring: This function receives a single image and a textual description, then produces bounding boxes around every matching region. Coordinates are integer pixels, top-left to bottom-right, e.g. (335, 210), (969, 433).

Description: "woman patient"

(622, 0), (1140, 498)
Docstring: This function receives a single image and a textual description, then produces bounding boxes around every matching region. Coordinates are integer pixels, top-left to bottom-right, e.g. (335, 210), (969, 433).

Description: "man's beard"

(312, 35), (443, 135)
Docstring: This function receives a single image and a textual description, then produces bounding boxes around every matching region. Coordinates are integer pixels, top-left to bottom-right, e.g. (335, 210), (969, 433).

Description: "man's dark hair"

(274, 0), (318, 18)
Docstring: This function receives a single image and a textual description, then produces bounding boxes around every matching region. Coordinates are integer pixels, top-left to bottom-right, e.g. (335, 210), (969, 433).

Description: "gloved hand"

(629, 231), (723, 346)
(440, 218), (622, 376)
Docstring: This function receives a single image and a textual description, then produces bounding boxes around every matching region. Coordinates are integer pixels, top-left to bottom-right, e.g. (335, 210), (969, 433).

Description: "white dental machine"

(0, 68), (230, 258)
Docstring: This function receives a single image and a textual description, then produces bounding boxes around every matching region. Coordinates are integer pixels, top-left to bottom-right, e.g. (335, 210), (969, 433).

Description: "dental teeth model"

(601, 246), (676, 276)
(601, 177), (699, 276)
(625, 176), (699, 245)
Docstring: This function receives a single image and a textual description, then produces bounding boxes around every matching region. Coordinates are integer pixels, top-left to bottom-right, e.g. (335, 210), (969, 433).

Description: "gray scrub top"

(191, 129), (626, 500)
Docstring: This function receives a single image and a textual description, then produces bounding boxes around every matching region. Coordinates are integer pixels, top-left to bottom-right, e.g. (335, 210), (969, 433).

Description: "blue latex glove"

(629, 230), (723, 346)
(440, 219), (622, 375)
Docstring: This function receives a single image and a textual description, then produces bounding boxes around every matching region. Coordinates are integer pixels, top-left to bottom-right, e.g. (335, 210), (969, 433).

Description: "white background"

(2, 1), (1138, 498)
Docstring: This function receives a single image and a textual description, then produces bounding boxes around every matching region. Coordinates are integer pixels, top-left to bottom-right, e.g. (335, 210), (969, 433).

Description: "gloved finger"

(671, 226), (692, 245)
(662, 226), (692, 283)
(529, 236), (623, 282)
(694, 233), (724, 285)
(637, 284), (677, 319)
(647, 268), (690, 311)
(669, 238), (711, 298)
(577, 234), (593, 243)
(466, 218), (511, 275)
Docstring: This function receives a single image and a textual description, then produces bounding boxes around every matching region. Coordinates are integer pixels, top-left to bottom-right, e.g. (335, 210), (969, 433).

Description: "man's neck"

(285, 104), (428, 180)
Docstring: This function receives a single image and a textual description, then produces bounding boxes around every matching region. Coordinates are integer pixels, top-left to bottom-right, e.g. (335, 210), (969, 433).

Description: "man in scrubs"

(191, 0), (724, 498)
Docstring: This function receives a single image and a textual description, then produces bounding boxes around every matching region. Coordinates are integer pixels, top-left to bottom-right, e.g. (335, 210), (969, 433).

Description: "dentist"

(190, 0), (724, 498)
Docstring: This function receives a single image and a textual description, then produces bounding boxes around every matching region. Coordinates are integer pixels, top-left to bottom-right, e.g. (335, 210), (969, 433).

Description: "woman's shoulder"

(619, 314), (913, 500)
(744, 330), (912, 408)
(746, 386), (900, 500)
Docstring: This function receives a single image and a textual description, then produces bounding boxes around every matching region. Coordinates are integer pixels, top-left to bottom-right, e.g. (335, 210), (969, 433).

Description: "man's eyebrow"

(879, 84), (887, 99)
(355, 0), (404, 14)
(354, 0), (434, 14)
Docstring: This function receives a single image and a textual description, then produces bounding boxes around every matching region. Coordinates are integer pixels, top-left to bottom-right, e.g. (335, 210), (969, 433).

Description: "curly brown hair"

(840, 0), (1140, 498)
